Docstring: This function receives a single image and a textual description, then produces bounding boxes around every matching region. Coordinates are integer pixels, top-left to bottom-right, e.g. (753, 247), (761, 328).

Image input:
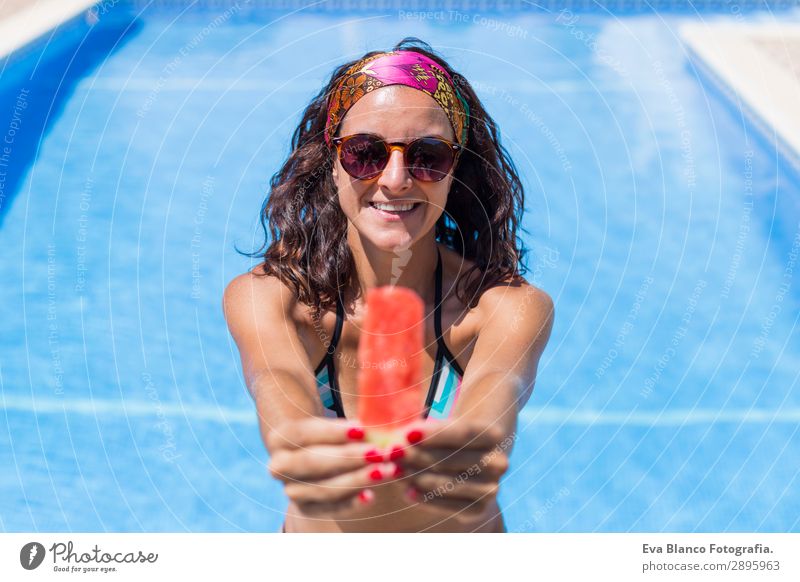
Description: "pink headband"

(324, 50), (470, 146)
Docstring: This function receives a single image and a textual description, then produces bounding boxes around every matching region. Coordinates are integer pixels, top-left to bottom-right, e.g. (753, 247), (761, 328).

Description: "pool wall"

(123, 0), (800, 13)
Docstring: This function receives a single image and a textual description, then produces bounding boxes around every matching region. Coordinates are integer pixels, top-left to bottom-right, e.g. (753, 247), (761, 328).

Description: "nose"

(376, 145), (412, 192)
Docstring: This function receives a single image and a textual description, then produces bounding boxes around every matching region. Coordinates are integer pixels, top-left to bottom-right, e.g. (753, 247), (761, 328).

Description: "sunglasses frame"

(331, 133), (463, 182)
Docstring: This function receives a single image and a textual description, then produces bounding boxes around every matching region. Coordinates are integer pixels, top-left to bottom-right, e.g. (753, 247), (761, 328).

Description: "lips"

(368, 201), (422, 212)
(367, 201), (423, 221)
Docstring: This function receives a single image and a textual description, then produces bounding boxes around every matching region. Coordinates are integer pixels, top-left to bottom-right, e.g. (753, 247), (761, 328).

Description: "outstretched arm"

(224, 272), (388, 519)
(223, 270), (323, 433)
(454, 282), (555, 434)
(400, 282), (554, 522)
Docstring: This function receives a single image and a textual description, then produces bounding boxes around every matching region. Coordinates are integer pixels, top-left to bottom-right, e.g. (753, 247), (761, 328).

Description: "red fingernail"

(358, 489), (374, 504)
(369, 468), (384, 481)
(392, 464), (404, 478)
(364, 449), (383, 463)
(406, 429), (423, 444)
(389, 446), (405, 461)
(347, 427), (365, 440)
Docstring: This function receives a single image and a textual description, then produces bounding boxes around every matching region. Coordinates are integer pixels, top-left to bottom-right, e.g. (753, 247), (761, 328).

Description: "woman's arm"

(223, 270), (323, 437)
(223, 272), (390, 519)
(398, 282), (554, 525)
(453, 282), (555, 435)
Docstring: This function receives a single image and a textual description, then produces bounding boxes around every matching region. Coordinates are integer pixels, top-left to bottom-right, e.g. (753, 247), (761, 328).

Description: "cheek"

(332, 162), (349, 203)
(335, 176), (366, 217)
(425, 181), (451, 217)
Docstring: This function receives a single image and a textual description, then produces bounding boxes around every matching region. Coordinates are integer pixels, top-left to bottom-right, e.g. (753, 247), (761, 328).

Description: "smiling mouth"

(368, 201), (422, 214)
(369, 202), (422, 222)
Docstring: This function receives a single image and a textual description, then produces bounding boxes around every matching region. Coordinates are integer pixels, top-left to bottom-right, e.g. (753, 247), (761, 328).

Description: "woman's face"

(332, 85), (457, 251)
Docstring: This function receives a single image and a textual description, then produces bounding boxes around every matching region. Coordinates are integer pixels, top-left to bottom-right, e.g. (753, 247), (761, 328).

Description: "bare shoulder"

(476, 278), (554, 315)
(474, 277), (555, 344)
(222, 263), (298, 328)
(452, 273), (555, 413)
(437, 245), (554, 361)
(438, 244), (553, 329)
(222, 263), (321, 396)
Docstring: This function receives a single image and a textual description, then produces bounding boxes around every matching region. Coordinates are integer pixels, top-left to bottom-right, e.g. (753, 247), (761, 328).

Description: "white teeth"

(372, 202), (416, 212)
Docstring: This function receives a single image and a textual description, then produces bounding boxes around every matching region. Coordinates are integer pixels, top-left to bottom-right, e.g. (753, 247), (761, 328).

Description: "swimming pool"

(1, 1), (798, 532)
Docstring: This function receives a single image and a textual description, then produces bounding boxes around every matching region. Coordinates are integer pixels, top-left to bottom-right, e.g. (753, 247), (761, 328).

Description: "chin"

(366, 229), (417, 252)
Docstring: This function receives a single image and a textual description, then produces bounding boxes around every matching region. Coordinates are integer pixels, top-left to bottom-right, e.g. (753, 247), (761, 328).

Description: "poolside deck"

(0, 0), (98, 61)
(0, 0), (35, 18)
(681, 22), (800, 174)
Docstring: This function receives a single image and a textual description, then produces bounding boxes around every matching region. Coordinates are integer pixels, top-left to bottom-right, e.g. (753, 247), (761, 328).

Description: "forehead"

(338, 85), (454, 140)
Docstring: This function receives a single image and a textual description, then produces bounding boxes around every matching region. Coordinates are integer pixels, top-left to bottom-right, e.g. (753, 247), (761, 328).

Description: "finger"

(400, 447), (490, 476)
(295, 488), (375, 519)
(403, 448), (510, 482)
(266, 417), (364, 451)
(411, 471), (499, 503)
(269, 443), (385, 482)
(283, 462), (399, 505)
(402, 419), (509, 451)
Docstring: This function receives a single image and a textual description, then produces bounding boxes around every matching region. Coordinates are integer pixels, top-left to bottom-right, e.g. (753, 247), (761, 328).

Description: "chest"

(296, 296), (478, 419)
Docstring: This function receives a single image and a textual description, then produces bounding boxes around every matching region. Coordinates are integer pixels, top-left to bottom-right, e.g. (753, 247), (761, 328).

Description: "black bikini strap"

(327, 291), (346, 418)
(424, 248), (446, 418)
(434, 247), (444, 340)
(328, 291), (345, 355)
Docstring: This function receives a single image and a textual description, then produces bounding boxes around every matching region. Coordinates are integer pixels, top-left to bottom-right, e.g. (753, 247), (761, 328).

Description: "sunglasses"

(331, 133), (462, 182)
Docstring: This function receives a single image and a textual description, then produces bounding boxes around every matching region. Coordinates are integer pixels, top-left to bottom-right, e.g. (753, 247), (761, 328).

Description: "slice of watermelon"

(357, 286), (426, 447)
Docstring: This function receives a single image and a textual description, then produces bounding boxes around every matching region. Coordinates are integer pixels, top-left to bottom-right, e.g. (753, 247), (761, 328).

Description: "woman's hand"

(396, 418), (514, 518)
(265, 417), (399, 518)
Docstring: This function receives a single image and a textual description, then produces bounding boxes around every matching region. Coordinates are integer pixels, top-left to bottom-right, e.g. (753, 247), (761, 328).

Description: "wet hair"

(240, 37), (528, 319)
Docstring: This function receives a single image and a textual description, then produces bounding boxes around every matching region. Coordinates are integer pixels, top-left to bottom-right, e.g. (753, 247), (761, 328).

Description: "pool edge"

(0, 0), (100, 62)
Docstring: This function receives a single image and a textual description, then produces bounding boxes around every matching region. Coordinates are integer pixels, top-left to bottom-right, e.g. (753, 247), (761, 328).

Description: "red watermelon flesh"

(357, 286), (426, 445)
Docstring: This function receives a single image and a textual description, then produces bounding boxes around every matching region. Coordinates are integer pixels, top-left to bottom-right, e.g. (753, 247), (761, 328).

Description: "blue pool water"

(1, 3), (799, 532)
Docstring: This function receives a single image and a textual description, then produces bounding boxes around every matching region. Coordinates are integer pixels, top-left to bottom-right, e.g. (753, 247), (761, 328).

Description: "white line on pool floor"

(2, 395), (799, 427)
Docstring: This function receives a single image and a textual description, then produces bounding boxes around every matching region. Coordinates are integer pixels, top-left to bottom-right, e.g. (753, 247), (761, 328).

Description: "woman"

(223, 38), (553, 532)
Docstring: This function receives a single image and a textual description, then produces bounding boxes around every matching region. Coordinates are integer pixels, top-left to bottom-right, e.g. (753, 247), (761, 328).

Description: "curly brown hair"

(240, 37), (528, 319)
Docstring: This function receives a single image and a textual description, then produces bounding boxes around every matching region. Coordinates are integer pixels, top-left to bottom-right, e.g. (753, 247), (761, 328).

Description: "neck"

(346, 229), (439, 306)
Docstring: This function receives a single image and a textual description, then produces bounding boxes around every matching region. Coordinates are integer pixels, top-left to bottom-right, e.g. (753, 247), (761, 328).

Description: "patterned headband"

(324, 50), (470, 147)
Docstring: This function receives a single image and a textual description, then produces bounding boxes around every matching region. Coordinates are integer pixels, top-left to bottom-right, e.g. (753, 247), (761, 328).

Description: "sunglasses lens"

(407, 138), (456, 182)
(337, 135), (458, 182)
(339, 135), (387, 179)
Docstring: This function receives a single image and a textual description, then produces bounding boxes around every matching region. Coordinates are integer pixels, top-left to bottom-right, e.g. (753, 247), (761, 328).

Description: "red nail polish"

(347, 427), (365, 440)
(389, 446), (405, 461)
(369, 468), (384, 481)
(392, 464), (404, 478)
(406, 429), (423, 444)
(364, 449), (383, 463)
(358, 489), (374, 504)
